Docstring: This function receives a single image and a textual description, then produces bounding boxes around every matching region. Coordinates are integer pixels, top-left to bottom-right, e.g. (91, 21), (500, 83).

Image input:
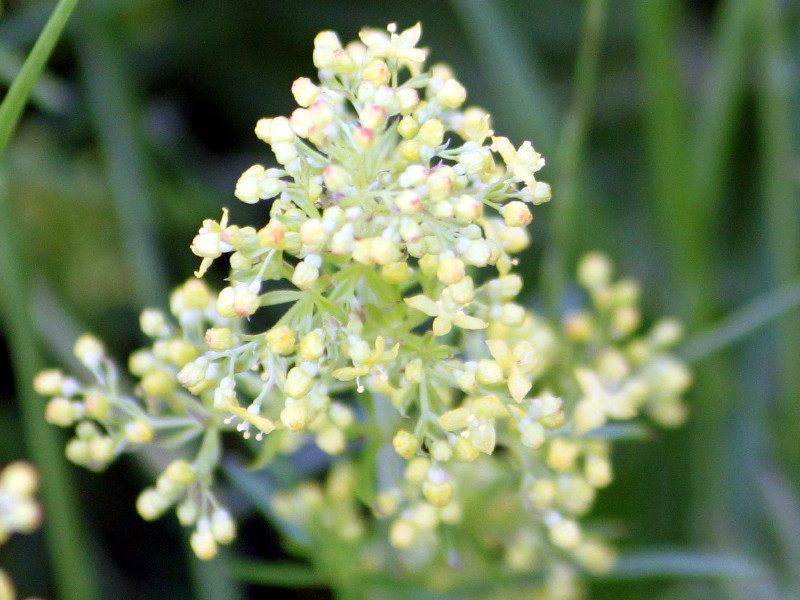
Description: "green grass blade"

(635, 1), (708, 318)
(447, 0), (558, 152)
(755, 0), (800, 478)
(0, 41), (70, 112)
(73, 13), (168, 307)
(681, 278), (800, 362)
(753, 465), (800, 596)
(691, 0), (758, 230)
(610, 550), (763, 579)
(0, 178), (101, 600)
(542, 0), (608, 315)
(0, 0), (79, 158)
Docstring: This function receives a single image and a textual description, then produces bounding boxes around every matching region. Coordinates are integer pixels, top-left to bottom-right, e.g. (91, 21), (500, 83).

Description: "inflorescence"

(35, 23), (690, 598)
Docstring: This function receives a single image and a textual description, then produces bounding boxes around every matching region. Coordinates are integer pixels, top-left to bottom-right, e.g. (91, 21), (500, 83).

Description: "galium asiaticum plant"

(34, 23), (690, 597)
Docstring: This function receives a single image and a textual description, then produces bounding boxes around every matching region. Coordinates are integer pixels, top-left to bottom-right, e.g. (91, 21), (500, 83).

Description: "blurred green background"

(1, 0), (799, 599)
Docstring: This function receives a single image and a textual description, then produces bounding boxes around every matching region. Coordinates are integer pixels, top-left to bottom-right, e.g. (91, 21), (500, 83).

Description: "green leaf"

(312, 291), (348, 323)
(260, 289), (306, 307)
(362, 267), (400, 305)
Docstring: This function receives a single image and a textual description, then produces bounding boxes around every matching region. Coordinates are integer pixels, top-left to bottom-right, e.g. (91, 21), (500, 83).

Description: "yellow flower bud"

(381, 261), (411, 284)
(265, 325), (296, 355)
(503, 200), (533, 226)
(453, 436), (479, 462)
(499, 226), (530, 253)
(398, 139), (420, 161)
(316, 427), (346, 455)
(190, 528), (218, 561)
(291, 77), (319, 107)
(397, 115), (419, 138)
(210, 510), (237, 544)
(205, 327), (235, 351)
(363, 59), (391, 85)
(392, 430), (419, 459)
(389, 518), (416, 550)
(577, 252), (613, 289)
(291, 260), (319, 290)
(285, 367), (313, 399)
(88, 436), (115, 464)
(417, 119), (444, 146)
(45, 397), (77, 427)
(396, 87), (420, 114)
(34, 368), (65, 396)
(546, 438), (580, 472)
(281, 401), (312, 431)
(422, 469), (453, 507)
(436, 78), (467, 108)
(165, 460), (195, 484)
(299, 330), (325, 361)
(125, 420), (154, 444)
(549, 519), (582, 550)
(74, 334), (104, 367)
(258, 220), (286, 249)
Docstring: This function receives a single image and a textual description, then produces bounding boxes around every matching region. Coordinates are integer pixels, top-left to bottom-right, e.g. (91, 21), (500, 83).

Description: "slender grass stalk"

(541, 0), (608, 317)
(0, 0), (78, 158)
(635, 1), (708, 316)
(691, 0), (758, 227)
(73, 13), (168, 307)
(635, 0), (742, 568)
(681, 279), (800, 363)
(754, 0), (800, 477)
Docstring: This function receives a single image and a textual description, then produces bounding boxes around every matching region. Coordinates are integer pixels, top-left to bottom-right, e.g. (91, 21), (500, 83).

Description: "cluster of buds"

(34, 22), (690, 596)
(0, 461), (43, 600)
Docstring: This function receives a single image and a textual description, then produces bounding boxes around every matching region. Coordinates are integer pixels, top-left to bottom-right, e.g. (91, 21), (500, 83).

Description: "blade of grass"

(541, 0), (608, 316)
(610, 549), (763, 579)
(0, 42), (71, 112)
(447, 0), (558, 152)
(0, 0), (79, 158)
(0, 1), (101, 598)
(636, 0), (744, 570)
(680, 278), (800, 363)
(753, 465), (800, 596)
(0, 178), (101, 600)
(755, 0), (800, 481)
(691, 0), (758, 228)
(73, 12), (168, 307)
(635, 1), (709, 315)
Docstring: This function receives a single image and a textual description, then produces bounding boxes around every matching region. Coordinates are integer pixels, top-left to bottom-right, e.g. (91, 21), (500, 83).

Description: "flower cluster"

(0, 461), (43, 600)
(35, 22), (690, 597)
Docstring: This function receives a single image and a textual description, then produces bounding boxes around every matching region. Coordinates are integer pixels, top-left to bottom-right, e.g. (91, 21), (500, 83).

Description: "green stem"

(542, 0), (609, 317)
(681, 279), (800, 363)
(0, 1), (102, 598)
(0, 0), (79, 158)
(0, 181), (101, 599)
(755, 0), (800, 478)
(73, 12), (168, 307)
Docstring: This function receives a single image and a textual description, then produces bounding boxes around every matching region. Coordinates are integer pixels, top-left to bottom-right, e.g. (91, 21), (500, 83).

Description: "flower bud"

(291, 77), (319, 107)
(417, 119), (444, 147)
